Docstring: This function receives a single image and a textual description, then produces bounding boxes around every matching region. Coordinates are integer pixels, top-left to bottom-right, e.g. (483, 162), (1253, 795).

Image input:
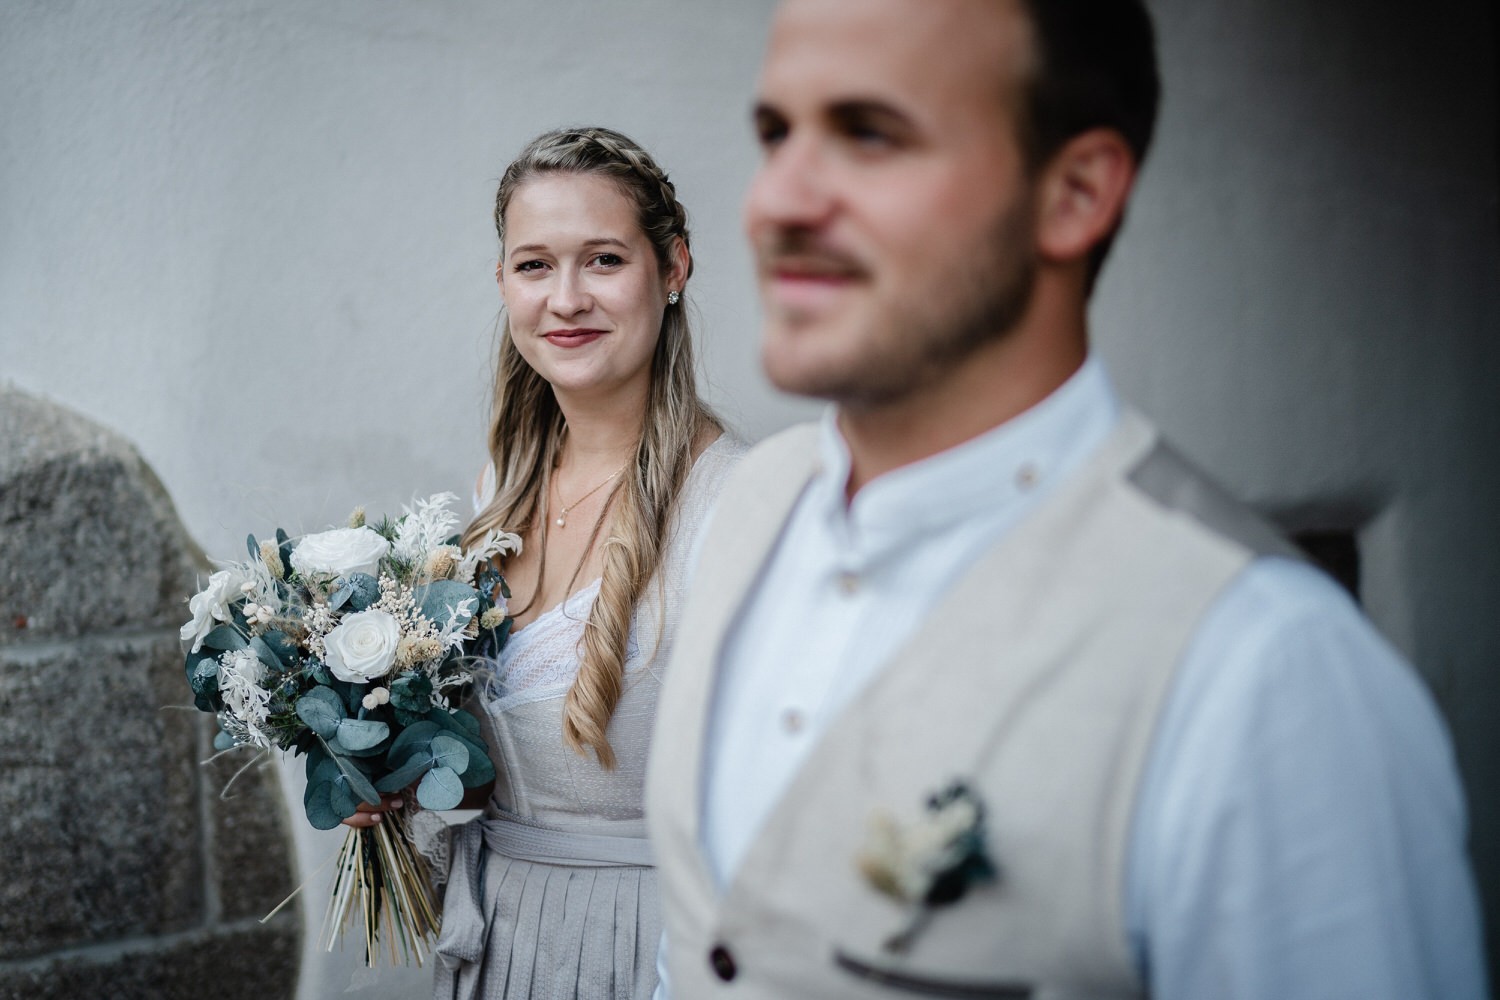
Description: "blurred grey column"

(0, 386), (299, 999)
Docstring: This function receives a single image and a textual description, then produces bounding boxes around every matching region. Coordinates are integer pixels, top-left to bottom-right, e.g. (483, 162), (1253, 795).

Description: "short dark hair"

(1014, 0), (1161, 281)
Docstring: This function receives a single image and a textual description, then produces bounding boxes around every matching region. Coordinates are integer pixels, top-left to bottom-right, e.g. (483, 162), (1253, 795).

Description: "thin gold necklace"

(552, 462), (628, 528)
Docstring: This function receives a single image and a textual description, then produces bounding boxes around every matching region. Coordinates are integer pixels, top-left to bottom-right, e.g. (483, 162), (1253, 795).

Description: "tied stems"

(321, 809), (441, 967)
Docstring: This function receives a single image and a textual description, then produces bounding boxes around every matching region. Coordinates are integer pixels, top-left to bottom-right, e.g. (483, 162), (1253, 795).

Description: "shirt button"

(709, 943), (737, 981)
(837, 570), (860, 596)
(780, 708), (806, 734)
(1016, 462), (1039, 491)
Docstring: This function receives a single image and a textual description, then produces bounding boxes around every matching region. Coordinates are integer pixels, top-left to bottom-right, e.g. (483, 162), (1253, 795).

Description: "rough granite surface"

(0, 385), (300, 998)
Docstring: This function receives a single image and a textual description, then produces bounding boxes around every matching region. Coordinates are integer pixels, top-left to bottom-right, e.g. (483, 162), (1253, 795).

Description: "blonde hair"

(462, 126), (719, 769)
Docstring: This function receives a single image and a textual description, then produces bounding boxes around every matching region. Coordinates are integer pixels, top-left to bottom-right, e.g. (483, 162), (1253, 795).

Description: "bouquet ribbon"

(436, 815), (656, 970)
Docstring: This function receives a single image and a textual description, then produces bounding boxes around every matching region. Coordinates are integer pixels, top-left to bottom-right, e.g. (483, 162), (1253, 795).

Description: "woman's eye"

(592, 253), (624, 268)
(513, 259), (546, 273)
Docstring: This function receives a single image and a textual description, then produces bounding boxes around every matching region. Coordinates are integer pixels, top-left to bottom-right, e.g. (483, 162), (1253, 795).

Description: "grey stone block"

(200, 724), (299, 921)
(0, 636), (204, 960)
(0, 385), (204, 646)
(0, 388), (300, 997)
(0, 918), (300, 1000)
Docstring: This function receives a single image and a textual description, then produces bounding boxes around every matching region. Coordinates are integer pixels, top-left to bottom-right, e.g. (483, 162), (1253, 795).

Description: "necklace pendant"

(555, 515), (566, 528)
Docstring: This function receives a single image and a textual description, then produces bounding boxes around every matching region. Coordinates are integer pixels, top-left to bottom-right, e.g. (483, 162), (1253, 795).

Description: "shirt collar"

(811, 356), (1121, 544)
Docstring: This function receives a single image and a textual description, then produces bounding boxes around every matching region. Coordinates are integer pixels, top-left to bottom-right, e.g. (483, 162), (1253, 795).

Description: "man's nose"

(744, 135), (835, 234)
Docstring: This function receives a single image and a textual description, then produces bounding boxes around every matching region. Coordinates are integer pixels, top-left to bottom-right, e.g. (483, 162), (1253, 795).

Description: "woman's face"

(499, 172), (682, 405)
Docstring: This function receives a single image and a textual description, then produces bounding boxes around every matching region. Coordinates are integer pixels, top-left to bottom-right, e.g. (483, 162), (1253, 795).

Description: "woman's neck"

(552, 382), (646, 474)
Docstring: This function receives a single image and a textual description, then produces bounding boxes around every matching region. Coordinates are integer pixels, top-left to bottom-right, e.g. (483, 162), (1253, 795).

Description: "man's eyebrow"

(827, 99), (915, 133)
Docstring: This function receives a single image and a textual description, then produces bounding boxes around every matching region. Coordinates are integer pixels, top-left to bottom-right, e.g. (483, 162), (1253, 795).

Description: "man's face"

(746, 0), (1040, 407)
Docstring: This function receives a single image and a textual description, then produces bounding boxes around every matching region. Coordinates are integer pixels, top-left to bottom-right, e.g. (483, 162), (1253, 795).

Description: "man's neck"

(838, 314), (1087, 501)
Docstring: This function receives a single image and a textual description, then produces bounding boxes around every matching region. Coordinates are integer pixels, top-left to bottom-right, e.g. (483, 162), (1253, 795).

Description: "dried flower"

(259, 540), (285, 579)
(857, 780), (998, 953)
(348, 505), (366, 528)
(395, 636), (443, 668)
(478, 607), (508, 631)
(422, 546), (460, 582)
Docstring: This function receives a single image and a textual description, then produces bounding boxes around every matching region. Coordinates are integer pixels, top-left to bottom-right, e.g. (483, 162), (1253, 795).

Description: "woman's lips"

(544, 329), (607, 348)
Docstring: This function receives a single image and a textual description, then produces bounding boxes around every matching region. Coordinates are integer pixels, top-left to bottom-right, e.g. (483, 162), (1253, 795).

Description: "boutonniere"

(856, 779), (999, 953)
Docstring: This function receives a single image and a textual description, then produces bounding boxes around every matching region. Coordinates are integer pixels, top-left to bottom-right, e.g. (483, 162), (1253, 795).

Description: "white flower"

(456, 528), (523, 585)
(393, 493), (463, 565)
(323, 609), (402, 683)
(289, 526), (390, 580)
(182, 568), (248, 653)
(361, 686), (391, 711)
(218, 648), (272, 748)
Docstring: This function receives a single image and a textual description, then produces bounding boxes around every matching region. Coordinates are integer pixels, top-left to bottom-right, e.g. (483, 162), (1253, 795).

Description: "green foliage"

(417, 766), (464, 810)
(296, 687), (344, 739)
(200, 625), (246, 652)
(388, 673), (432, 713)
(336, 718), (390, 751)
(414, 580), (479, 628)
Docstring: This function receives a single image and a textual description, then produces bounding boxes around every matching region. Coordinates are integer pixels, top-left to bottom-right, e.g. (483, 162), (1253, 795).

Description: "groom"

(648, 1), (1486, 998)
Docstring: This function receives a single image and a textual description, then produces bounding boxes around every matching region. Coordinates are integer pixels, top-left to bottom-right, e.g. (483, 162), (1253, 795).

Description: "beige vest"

(646, 411), (1298, 1000)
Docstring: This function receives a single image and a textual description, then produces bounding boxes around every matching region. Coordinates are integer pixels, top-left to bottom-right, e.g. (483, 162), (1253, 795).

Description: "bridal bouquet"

(182, 493), (518, 967)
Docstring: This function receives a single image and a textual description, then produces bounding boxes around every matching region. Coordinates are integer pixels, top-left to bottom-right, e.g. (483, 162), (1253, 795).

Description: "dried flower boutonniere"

(856, 779), (999, 953)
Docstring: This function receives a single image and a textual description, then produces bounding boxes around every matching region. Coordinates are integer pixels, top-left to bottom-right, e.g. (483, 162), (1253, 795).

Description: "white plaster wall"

(3, 0), (1495, 992)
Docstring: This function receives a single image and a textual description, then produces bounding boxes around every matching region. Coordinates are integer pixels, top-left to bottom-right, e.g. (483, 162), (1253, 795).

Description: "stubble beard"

(764, 197), (1038, 410)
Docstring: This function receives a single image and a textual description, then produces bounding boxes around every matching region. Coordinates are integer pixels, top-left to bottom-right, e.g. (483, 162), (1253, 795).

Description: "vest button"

(709, 944), (737, 981)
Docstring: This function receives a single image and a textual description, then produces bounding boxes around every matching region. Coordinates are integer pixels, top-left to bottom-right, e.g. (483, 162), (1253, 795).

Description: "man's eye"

(753, 110), (789, 149)
(845, 122), (894, 149)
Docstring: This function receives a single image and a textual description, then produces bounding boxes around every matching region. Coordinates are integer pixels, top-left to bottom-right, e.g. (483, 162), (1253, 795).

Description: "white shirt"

(676, 358), (1487, 1000)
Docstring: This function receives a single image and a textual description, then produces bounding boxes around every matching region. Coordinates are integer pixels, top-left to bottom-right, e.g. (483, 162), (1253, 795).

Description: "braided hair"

(462, 126), (719, 769)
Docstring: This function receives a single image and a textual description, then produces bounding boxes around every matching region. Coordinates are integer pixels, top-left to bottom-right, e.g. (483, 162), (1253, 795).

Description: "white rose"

(322, 609), (401, 683)
(181, 568), (247, 653)
(289, 526), (390, 579)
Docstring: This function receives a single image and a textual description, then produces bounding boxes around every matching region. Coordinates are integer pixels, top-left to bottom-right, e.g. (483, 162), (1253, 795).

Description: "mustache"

(754, 229), (868, 278)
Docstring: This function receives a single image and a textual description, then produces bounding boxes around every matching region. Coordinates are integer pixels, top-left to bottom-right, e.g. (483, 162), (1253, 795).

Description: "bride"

(347, 125), (743, 999)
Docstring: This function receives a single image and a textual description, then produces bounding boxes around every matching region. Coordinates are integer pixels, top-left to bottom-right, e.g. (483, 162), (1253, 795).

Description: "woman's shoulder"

(670, 429), (749, 541)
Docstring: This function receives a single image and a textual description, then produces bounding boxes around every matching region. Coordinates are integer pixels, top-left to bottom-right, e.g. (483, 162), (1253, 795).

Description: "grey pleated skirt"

(434, 851), (660, 1000)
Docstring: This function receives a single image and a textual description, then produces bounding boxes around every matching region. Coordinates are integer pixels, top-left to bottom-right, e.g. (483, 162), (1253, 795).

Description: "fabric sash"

(434, 814), (655, 970)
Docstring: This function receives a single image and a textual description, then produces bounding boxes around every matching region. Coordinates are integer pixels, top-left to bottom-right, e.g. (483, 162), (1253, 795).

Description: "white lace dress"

(432, 435), (745, 1000)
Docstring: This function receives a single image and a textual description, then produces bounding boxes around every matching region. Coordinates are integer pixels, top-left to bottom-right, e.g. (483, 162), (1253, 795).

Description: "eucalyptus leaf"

(246, 533), (259, 560)
(248, 636), (283, 672)
(336, 718), (390, 751)
(303, 781), (343, 830)
(305, 744), (334, 783)
(328, 581), (352, 612)
(375, 757), (432, 794)
(386, 721), (441, 765)
(328, 779), (361, 820)
(259, 630), (299, 669)
(187, 654), (220, 697)
(389, 673), (432, 713)
(200, 625), (247, 652)
(429, 733), (470, 776)
(295, 687), (345, 739)
(213, 729), (236, 752)
(414, 579), (479, 628)
(416, 766), (464, 810)
(326, 745), (381, 805)
(344, 573), (380, 612)
(458, 742), (495, 787)
(430, 707), (482, 741)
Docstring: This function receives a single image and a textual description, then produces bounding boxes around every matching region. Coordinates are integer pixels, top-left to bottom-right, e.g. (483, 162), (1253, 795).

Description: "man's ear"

(1034, 128), (1137, 265)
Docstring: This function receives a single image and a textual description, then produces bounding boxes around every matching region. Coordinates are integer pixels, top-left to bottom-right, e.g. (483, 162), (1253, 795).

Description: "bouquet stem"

(321, 810), (440, 967)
